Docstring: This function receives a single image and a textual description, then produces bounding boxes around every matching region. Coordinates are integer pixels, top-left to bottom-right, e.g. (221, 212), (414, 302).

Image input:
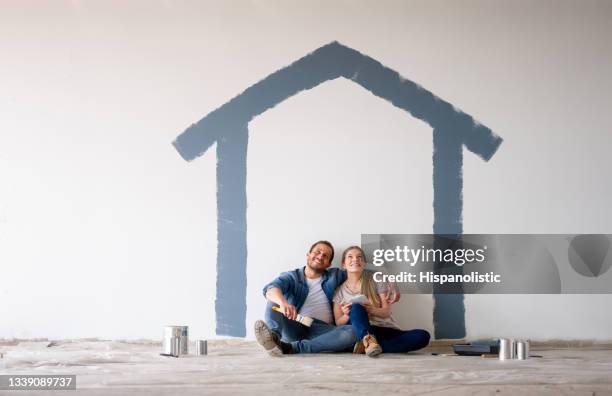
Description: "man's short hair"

(309, 240), (335, 262)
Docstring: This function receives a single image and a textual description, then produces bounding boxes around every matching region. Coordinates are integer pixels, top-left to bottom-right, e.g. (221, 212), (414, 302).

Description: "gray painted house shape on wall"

(173, 41), (503, 338)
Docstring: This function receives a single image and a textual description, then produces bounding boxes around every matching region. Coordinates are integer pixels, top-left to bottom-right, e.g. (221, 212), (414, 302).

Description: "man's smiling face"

(306, 243), (333, 273)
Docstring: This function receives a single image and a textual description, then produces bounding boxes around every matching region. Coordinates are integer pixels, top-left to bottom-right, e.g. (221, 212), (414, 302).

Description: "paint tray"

(452, 340), (499, 356)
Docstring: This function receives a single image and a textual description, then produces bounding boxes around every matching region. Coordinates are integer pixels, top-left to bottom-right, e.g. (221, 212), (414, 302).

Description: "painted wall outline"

(173, 41), (503, 337)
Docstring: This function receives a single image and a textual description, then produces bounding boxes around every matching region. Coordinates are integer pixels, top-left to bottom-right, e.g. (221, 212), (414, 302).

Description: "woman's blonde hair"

(341, 246), (380, 307)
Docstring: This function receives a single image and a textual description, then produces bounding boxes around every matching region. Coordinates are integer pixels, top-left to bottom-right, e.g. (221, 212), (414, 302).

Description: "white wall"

(1, 0), (611, 341)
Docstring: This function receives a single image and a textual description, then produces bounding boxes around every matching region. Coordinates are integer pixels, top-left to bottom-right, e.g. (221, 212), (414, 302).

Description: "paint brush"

(271, 306), (313, 327)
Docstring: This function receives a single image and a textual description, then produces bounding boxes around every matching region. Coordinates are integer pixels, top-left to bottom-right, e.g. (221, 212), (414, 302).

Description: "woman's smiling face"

(343, 248), (365, 273)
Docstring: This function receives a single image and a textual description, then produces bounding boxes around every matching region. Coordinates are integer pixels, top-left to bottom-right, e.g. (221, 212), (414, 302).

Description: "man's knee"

(263, 302), (283, 333)
(265, 301), (278, 313)
(265, 301), (285, 321)
(335, 325), (357, 348)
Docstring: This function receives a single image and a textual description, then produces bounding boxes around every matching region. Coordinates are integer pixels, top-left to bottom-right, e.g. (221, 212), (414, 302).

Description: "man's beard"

(306, 261), (325, 274)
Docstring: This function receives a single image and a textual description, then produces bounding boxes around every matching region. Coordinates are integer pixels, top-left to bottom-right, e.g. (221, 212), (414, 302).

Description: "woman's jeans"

(264, 301), (356, 353)
(349, 304), (430, 353)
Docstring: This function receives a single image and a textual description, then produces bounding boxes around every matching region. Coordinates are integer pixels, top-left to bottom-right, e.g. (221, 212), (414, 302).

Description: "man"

(254, 240), (399, 356)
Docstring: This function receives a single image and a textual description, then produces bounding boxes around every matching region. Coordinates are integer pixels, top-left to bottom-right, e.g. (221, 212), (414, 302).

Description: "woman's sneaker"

(353, 340), (365, 354)
(362, 334), (382, 357)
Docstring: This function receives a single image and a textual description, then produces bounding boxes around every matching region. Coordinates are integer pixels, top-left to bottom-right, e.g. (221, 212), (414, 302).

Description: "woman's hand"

(333, 302), (350, 326)
(340, 303), (352, 316)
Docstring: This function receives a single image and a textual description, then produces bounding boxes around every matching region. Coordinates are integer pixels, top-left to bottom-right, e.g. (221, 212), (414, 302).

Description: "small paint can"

(498, 338), (512, 360)
(509, 339), (517, 359)
(179, 326), (189, 355)
(196, 340), (207, 356)
(516, 341), (528, 360)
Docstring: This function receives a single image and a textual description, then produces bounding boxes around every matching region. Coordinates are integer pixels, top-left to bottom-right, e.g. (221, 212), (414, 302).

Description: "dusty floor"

(1, 340), (612, 395)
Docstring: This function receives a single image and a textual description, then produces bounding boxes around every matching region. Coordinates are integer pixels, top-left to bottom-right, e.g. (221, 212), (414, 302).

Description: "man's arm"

(363, 294), (392, 319)
(262, 271), (298, 320)
(265, 286), (297, 320)
(364, 268), (401, 304)
(264, 286), (287, 305)
(385, 281), (401, 304)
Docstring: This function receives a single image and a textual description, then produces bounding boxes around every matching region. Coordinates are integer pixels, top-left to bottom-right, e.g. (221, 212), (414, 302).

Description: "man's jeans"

(264, 301), (356, 353)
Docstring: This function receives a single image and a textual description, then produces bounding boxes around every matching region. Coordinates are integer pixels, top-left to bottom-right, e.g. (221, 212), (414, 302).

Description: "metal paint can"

(173, 337), (181, 357)
(516, 341), (528, 360)
(498, 338), (511, 360)
(164, 326), (182, 338)
(509, 339), (517, 359)
(196, 340), (207, 356)
(162, 336), (180, 356)
(163, 325), (189, 356)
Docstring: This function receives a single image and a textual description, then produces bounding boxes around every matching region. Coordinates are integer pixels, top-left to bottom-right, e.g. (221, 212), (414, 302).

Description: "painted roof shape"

(173, 41), (502, 161)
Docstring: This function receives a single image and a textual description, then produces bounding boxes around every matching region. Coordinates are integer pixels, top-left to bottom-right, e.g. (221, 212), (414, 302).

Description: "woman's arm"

(333, 302), (351, 325)
(364, 294), (392, 319)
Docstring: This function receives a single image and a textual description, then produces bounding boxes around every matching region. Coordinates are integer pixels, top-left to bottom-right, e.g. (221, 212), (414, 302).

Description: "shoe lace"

(363, 334), (376, 347)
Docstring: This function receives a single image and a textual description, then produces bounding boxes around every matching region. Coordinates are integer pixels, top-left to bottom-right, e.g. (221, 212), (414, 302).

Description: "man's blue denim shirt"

(262, 267), (347, 312)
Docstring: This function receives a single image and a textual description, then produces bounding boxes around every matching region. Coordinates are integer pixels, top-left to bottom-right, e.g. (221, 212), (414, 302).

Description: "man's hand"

(362, 302), (375, 315)
(279, 302), (297, 320)
(340, 303), (352, 316)
(266, 287), (297, 319)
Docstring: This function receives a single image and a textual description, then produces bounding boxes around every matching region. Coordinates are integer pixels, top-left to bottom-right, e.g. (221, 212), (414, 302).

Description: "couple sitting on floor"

(254, 240), (430, 357)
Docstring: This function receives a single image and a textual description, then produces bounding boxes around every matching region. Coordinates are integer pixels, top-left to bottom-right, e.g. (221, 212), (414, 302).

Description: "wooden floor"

(2, 339), (612, 395)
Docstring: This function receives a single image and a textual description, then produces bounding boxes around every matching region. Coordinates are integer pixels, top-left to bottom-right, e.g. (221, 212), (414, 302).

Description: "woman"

(333, 246), (430, 357)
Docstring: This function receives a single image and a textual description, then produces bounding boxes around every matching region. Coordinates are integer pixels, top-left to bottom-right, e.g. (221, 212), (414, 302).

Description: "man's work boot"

(254, 320), (293, 356)
(363, 334), (382, 357)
